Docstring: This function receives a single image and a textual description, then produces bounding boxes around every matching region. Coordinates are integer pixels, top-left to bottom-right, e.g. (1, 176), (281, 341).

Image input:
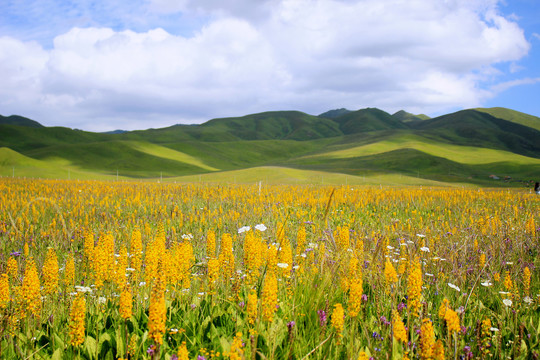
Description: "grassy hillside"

(1, 107), (539, 185)
(0, 115), (44, 128)
(475, 107), (540, 131)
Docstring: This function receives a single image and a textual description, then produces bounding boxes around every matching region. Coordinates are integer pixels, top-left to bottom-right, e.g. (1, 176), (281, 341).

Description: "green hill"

(333, 108), (408, 134)
(474, 107), (540, 131)
(0, 114), (44, 128)
(1, 107), (539, 186)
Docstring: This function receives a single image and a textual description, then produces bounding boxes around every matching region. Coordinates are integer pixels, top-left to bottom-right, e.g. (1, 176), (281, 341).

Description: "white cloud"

(0, 0), (533, 131)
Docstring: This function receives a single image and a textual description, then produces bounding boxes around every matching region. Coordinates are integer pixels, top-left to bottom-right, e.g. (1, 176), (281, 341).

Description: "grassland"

(1, 107), (539, 186)
(0, 178), (538, 359)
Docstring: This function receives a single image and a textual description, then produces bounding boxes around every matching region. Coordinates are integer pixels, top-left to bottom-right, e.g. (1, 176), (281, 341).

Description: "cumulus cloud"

(0, 0), (533, 131)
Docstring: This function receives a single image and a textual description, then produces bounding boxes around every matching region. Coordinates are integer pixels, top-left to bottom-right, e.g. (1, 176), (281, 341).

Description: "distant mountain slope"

(1, 107), (539, 185)
(0, 115), (43, 128)
(332, 108), (408, 134)
(392, 110), (430, 123)
(318, 108), (352, 119)
(475, 107), (540, 131)
(412, 110), (540, 158)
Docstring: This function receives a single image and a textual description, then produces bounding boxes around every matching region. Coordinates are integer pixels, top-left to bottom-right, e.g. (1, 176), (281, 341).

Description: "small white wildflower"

(300, 253), (307, 258)
(416, 234), (426, 238)
(420, 247), (430, 252)
(293, 265), (300, 270)
(499, 291), (510, 295)
(139, 281), (146, 286)
(425, 273), (434, 277)
(347, 248), (354, 252)
(98, 297), (107, 304)
(524, 296), (533, 305)
(126, 268), (135, 272)
(277, 263), (289, 269)
(505, 262), (513, 265)
(407, 240), (414, 244)
(238, 226), (251, 234)
(114, 253), (120, 258)
(198, 292), (205, 296)
(490, 327), (499, 332)
(481, 281), (493, 287)
(502, 299), (512, 307)
(307, 242), (318, 249)
(255, 224), (267, 232)
(448, 283), (460, 292)
(387, 245), (395, 250)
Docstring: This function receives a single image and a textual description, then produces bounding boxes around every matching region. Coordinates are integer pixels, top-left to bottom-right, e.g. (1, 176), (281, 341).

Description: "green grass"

(166, 166), (454, 186)
(475, 107), (540, 131)
(301, 133), (540, 165)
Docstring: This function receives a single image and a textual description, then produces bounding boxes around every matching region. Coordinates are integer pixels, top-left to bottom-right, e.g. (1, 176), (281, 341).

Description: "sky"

(1, 0), (539, 132)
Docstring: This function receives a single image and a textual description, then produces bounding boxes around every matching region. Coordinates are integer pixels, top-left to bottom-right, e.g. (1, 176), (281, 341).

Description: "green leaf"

(51, 348), (63, 360)
(84, 336), (98, 359)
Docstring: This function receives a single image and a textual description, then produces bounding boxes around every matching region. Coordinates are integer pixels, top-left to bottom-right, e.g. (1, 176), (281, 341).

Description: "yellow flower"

(392, 310), (407, 343)
(7, 257), (18, 280)
(348, 276), (363, 318)
(69, 293), (86, 346)
(331, 303), (345, 341)
(43, 248), (59, 295)
(22, 257), (41, 317)
(262, 271), (278, 322)
(207, 230), (216, 258)
(177, 341), (189, 360)
(407, 261), (422, 317)
(444, 308), (460, 334)
(420, 318), (435, 360)
(247, 289), (258, 326)
(119, 287), (133, 320)
(0, 273), (9, 309)
(228, 332), (244, 360)
(384, 259), (398, 286)
(438, 298), (449, 320)
(523, 267), (531, 296)
(358, 351), (369, 360)
(433, 339), (445, 360)
(148, 284), (166, 344)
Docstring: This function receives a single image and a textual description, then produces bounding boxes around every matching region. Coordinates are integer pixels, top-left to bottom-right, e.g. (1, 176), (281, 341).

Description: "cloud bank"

(0, 0), (532, 131)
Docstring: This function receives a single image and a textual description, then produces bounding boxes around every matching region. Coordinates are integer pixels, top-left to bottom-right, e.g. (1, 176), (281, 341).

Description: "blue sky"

(1, 0), (539, 131)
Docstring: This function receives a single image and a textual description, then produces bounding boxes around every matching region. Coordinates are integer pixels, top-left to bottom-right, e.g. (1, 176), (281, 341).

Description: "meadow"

(0, 177), (538, 359)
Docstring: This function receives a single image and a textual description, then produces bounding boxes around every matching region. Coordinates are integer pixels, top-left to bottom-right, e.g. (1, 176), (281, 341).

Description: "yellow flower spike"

(22, 257), (41, 317)
(0, 273), (9, 310)
(392, 310), (407, 343)
(69, 293), (86, 347)
(262, 271), (278, 322)
(330, 303), (345, 343)
(419, 318), (435, 360)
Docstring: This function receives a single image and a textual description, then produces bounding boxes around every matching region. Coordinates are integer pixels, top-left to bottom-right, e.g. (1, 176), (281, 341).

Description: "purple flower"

(147, 345), (156, 355)
(197, 356), (207, 360)
(171, 355), (178, 360)
(361, 294), (368, 302)
(397, 302), (407, 312)
(238, 301), (245, 308)
(10, 251), (21, 257)
(317, 310), (327, 327)
(191, 304), (197, 309)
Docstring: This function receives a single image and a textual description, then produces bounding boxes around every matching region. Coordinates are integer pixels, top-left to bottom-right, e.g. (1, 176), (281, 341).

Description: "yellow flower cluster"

(392, 310), (407, 343)
(22, 258), (41, 317)
(419, 318), (435, 360)
(348, 276), (363, 318)
(148, 284), (166, 344)
(523, 267), (531, 296)
(247, 289), (258, 326)
(0, 273), (9, 310)
(69, 293), (86, 346)
(42, 247), (59, 295)
(331, 303), (345, 341)
(119, 287), (133, 320)
(384, 259), (398, 287)
(407, 261), (422, 317)
(262, 271), (278, 322)
(64, 254), (75, 287)
(228, 332), (244, 360)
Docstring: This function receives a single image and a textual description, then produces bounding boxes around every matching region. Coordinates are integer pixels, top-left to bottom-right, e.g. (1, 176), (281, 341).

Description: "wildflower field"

(0, 178), (539, 359)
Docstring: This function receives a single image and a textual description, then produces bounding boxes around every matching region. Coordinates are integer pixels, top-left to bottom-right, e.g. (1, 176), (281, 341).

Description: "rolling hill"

(1, 107), (539, 186)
